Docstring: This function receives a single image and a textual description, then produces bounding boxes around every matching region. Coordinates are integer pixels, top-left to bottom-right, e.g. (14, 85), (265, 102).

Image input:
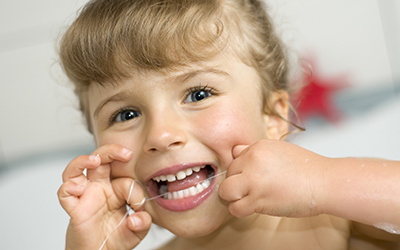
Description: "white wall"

(0, 0), (94, 165)
(270, 0), (400, 87)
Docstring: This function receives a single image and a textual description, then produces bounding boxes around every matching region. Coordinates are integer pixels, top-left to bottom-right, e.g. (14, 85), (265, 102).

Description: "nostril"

(169, 141), (183, 147)
(146, 141), (184, 153)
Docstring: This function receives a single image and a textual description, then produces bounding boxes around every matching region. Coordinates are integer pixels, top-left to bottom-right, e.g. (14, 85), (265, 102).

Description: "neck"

(172, 214), (281, 250)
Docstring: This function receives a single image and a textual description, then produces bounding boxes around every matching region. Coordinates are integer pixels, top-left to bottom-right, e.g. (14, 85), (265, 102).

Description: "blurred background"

(0, 0), (399, 249)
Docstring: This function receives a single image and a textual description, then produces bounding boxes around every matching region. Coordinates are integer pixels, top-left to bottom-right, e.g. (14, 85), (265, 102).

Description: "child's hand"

(219, 140), (326, 219)
(57, 144), (152, 250)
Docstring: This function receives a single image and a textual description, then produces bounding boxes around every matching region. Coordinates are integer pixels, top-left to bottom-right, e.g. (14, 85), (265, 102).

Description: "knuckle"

(57, 182), (70, 197)
(229, 203), (242, 218)
(248, 148), (263, 160)
(61, 168), (71, 181)
(57, 185), (63, 197)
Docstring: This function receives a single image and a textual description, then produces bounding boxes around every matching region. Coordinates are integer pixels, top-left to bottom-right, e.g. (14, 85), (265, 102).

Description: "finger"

(232, 145), (249, 159)
(92, 144), (133, 165)
(226, 159), (242, 178)
(218, 174), (249, 202)
(112, 178), (146, 211)
(86, 163), (111, 182)
(228, 196), (254, 218)
(57, 181), (84, 213)
(87, 144), (133, 181)
(62, 154), (101, 183)
(226, 145), (249, 178)
(127, 211), (152, 241)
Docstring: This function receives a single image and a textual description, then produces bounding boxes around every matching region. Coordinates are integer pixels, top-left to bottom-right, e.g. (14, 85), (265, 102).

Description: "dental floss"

(144, 170), (228, 202)
(132, 197), (146, 207)
(98, 210), (130, 250)
(127, 180), (135, 205)
(99, 180), (137, 250)
(98, 171), (227, 249)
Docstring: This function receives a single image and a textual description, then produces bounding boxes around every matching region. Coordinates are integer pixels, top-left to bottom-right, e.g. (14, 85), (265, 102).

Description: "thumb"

(232, 145), (249, 159)
(128, 211), (152, 241)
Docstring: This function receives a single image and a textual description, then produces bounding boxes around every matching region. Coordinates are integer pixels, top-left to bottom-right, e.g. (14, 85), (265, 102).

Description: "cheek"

(97, 132), (132, 148)
(194, 103), (266, 165)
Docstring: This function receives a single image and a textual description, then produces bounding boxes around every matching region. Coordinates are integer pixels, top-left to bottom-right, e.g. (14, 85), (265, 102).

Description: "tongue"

(168, 168), (208, 193)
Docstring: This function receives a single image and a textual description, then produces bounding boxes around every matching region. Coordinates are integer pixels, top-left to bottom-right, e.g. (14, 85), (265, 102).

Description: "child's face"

(87, 53), (288, 237)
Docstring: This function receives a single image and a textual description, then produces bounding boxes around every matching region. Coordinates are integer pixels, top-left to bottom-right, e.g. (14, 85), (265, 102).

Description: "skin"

(58, 52), (400, 250)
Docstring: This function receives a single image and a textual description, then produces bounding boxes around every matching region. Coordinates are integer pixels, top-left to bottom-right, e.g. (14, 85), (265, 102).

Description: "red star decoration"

(292, 58), (348, 124)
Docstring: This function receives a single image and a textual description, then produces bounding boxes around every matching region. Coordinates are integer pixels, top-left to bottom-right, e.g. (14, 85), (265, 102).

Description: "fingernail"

(89, 154), (100, 163)
(122, 148), (132, 156)
(130, 216), (142, 228)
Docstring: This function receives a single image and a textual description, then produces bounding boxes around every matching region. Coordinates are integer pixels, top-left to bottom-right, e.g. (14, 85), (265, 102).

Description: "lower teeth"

(162, 179), (211, 200)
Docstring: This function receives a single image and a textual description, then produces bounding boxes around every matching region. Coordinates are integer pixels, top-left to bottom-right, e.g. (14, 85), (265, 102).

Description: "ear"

(263, 91), (290, 140)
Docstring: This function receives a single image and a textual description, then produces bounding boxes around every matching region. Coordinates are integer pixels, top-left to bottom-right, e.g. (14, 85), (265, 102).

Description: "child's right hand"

(57, 144), (152, 250)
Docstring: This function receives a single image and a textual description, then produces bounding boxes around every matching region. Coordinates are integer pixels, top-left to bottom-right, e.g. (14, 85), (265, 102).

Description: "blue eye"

(115, 109), (141, 122)
(185, 88), (213, 103)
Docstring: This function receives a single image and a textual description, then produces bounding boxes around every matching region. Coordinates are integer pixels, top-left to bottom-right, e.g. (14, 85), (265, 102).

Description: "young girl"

(57, 0), (400, 249)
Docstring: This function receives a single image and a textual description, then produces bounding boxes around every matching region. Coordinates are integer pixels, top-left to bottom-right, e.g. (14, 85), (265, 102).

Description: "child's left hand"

(219, 140), (327, 218)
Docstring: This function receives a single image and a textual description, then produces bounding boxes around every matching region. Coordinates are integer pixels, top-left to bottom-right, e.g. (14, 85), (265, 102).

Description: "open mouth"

(151, 165), (215, 200)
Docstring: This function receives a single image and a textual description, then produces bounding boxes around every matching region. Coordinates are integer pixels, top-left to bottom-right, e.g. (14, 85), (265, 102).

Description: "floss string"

(145, 170), (227, 202)
(98, 170), (227, 250)
(98, 210), (129, 250)
(99, 180), (137, 250)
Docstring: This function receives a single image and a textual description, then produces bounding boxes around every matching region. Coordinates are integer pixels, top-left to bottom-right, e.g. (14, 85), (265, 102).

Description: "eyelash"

(108, 106), (139, 126)
(107, 85), (217, 126)
(184, 85), (217, 103)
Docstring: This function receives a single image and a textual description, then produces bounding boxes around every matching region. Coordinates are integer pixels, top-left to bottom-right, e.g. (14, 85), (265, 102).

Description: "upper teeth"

(152, 165), (206, 182)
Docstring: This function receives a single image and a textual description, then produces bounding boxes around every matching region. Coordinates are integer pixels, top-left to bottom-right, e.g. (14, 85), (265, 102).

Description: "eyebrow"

(93, 91), (131, 118)
(173, 68), (230, 83)
(93, 68), (230, 119)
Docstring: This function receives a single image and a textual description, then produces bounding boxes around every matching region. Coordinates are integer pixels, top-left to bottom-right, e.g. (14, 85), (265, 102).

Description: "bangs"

(59, 0), (227, 88)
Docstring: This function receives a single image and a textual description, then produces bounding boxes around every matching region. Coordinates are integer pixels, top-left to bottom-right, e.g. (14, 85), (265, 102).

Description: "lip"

(146, 163), (218, 212)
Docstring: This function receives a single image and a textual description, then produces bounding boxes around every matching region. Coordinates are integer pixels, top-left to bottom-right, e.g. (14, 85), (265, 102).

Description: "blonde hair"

(59, 0), (292, 131)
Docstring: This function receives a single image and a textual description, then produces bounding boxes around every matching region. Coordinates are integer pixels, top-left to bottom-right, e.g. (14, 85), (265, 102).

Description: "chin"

(164, 214), (226, 239)
(149, 191), (230, 238)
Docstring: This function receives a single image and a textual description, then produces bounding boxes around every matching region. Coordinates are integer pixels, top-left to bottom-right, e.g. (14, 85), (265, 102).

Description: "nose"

(143, 112), (187, 153)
